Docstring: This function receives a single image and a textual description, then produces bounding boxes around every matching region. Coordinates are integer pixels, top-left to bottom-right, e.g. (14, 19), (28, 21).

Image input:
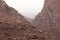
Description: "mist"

(4, 0), (44, 19)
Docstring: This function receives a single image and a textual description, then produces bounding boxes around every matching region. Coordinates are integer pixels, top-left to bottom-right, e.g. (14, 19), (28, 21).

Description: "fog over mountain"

(4, 0), (44, 19)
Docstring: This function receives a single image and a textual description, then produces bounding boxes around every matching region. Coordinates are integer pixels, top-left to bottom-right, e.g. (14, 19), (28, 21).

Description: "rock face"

(0, 0), (53, 40)
(32, 0), (60, 40)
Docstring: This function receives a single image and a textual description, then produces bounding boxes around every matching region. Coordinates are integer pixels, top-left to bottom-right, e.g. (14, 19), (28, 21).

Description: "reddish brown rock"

(0, 0), (36, 40)
(32, 0), (60, 40)
(0, 0), (53, 40)
(0, 0), (59, 40)
(0, 0), (29, 25)
(32, 0), (60, 31)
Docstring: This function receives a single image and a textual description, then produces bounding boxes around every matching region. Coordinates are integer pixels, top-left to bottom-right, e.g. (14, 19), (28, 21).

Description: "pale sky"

(4, 0), (44, 19)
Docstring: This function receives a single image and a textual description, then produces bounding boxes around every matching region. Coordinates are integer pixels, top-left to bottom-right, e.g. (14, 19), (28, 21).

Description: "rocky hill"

(0, 0), (29, 25)
(0, 0), (59, 40)
(32, 0), (60, 40)
(0, 0), (54, 40)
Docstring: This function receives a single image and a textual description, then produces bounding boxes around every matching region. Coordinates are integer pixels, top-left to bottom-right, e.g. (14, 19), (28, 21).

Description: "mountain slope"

(0, 0), (28, 25)
(0, 0), (53, 40)
(32, 0), (60, 40)
(0, 0), (59, 40)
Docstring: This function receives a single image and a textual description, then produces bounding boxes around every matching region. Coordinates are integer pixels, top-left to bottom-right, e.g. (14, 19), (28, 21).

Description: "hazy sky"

(4, 0), (44, 19)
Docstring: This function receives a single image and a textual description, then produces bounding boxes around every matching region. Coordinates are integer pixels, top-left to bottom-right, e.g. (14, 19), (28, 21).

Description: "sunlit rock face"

(32, 0), (60, 40)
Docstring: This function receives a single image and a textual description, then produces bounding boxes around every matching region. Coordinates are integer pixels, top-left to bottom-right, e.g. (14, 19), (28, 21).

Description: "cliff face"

(32, 0), (60, 40)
